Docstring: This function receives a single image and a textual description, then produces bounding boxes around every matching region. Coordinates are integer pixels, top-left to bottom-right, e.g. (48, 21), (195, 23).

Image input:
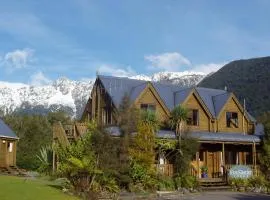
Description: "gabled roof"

(129, 83), (148, 102)
(195, 87), (227, 117)
(151, 82), (180, 110)
(98, 75), (146, 108)
(96, 75), (256, 121)
(213, 92), (231, 117)
(175, 88), (193, 105)
(0, 118), (18, 139)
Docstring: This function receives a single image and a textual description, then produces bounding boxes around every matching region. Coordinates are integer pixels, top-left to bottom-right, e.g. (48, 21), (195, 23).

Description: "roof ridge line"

(173, 87), (192, 94)
(130, 82), (148, 91)
(212, 91), (230, 98)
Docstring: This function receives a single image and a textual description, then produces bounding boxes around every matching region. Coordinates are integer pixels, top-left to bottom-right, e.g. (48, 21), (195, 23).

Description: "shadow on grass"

(47, 184), (63, 190)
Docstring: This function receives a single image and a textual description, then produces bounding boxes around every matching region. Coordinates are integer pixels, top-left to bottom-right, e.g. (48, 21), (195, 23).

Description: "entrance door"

(207, 152), (214, 178)
(207, 151), (220, 178)
(6, 142), (14, 166)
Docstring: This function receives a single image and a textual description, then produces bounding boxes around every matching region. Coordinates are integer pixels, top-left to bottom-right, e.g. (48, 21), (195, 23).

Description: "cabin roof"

(0, 118), (18, 140)
(97, 75), (256, 120)
(104, 126), (261, 143)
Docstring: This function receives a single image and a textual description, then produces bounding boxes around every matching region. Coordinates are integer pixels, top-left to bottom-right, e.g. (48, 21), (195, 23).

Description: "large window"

(187, 109), (199, 126)
(226, 112), (238, 127)
(140, 104), (156, 112)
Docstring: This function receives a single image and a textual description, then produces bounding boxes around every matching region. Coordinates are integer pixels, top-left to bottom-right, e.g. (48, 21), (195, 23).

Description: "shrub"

(247, 176), (267, 188)
(157, 176), (175, 191)
(174, 175), (198, 189)
(229, 178), (248, 190)
(129, 161), (157, 191)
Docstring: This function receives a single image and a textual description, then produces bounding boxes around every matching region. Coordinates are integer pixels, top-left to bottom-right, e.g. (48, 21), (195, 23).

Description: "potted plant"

(200, 166), (208, 178)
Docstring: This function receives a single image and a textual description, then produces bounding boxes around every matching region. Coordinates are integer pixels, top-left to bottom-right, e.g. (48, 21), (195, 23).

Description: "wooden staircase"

(0, 166), (27, 176)
(198, 178), (230, 191)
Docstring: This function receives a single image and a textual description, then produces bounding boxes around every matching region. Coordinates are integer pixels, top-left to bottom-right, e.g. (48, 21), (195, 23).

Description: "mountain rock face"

(199, 56), (270, 117)
(0, 72), (206, 118)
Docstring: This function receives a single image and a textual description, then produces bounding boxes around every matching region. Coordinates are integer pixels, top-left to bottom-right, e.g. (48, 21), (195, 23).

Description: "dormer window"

(226, 112), (238, 127)
(187, 109), (199, 126)
(140, 104), (156, 112)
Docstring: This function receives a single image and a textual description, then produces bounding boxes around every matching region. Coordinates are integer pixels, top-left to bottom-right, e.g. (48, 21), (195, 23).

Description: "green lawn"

(0, 175), (80, 200)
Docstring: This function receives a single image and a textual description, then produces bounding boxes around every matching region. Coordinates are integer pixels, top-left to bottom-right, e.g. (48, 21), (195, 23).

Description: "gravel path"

(160, 191), (270, 200)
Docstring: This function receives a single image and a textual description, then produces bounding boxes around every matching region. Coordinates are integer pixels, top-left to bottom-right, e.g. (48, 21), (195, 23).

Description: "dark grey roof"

(175, 88), (192, 105)
(213, 92), (231, 116)
(98, 75), (256, 121)
(195, 87), (227, 117)
(255, 123), (264, 135)
(98, 75), (146, 108)
(189, 132), (261, 143)
(130, 83), (148, 102)
(151, 82), (176, 110)
(246, 111), (256, 122)
(0, 118), (18, 139)
(105, 126), (261, 143)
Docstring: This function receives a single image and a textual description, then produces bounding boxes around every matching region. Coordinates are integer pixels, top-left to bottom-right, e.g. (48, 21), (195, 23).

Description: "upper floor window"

(140, 104), (156, 112)
(226, 112), (238, 128)
(187, 109), (199, 126)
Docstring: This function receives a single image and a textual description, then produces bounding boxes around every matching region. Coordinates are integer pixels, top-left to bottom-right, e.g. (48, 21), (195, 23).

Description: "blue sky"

(0, 0), (269, 85)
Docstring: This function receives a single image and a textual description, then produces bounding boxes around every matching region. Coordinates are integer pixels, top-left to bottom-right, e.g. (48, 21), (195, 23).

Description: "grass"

(0, 175), (80, 200)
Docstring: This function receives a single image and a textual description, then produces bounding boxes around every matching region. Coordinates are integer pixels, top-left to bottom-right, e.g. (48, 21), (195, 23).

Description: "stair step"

(0, 166), (28, 176)
(201, 186), (231, 191)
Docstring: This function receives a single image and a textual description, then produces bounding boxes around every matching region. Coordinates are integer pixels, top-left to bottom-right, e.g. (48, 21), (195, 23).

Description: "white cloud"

(192, 62), (227, 74)
(145, 52), (191, 71)
(2, 48), (34, 70)
(30, 71), (52, 86)
(97, 64), (136, 77)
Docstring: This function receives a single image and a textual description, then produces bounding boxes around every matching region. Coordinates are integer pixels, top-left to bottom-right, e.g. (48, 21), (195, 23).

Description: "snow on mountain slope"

(0, 77), (94, 118)
(0, 72), (206, 118)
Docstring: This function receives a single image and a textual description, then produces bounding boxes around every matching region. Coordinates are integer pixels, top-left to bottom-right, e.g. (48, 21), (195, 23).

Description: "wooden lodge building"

(53, 75), (264, 182)
(0, 118), (18, 168)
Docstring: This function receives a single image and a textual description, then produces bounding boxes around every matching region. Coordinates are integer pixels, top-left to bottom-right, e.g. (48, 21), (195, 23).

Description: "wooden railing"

(156, 164), (199, 177)
(156, 164), (174, 177)
(189, 165), (198, 177)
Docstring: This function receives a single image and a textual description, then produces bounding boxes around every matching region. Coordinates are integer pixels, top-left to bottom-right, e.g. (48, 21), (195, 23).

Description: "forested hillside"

(199, 56), (270, 117)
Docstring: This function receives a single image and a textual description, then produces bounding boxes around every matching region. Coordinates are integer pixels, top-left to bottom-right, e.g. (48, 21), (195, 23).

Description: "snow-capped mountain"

(0, 72), (206, 118)
(0, 77), (94, 118)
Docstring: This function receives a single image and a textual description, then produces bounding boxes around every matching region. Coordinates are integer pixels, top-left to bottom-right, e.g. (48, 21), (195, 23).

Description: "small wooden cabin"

(0, 118), (18, 167)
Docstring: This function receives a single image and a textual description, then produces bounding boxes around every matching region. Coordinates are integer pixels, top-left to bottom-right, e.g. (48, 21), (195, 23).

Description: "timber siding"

(135, 86), (169, 122)
(217, 97), (251, 134)
(182, 93), (210, 132)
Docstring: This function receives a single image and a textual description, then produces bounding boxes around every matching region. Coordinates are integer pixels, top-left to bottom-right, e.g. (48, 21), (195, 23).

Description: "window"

(226, 112), (238, 127)
(140, 104), (156, 112)
(187, 109), (199, 126)
(7, 142), (13, 153)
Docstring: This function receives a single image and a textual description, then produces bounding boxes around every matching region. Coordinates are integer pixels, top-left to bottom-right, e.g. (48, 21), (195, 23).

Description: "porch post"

(196, 152), (200, 178)
(252, 142), (257, 176)
(222, 143), (225, 167)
